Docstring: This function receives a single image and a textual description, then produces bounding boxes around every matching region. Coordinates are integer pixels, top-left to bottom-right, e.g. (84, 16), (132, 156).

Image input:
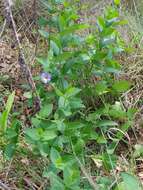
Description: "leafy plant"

(0, 91), (21, 160)
(12, 0), (139, 189)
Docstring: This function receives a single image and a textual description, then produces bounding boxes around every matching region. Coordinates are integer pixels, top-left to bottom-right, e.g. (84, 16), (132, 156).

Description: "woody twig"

(4, 0), (41, 115)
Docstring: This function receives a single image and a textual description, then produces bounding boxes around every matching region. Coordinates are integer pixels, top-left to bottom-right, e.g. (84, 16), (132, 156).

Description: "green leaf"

(114, 182), (125, 190)
(50, 148), (64, 169)
(65, 121), (85, 131)
(53, 120), (66, 132)
(5, 128), (17, 139)
(48, 172), (65, 190)
(58, 96), (68, 108)
(97, 16), (105, 32)
(0, 91), (15, 133)
(106, 18), (119, 26)
(4, 143), (16, 160)
(38, 17), (49, 27)
(38, 30), (49, 38)
(95, 82), (108, 95)
(54, 0), (64, 4)
(101, 35), (115, 47)
(120, 172), (142, 190)
(133, 144), (143, 158)
(86, 112), (100, 122)
(38, 142), (49, 157)
(42, 130), (57, 141)
(109, 102), (126, 119)
(114, 0), (120, 6)
(60, 108), (72, 117)
(73, 139), (85, 154)
(97, 120), (118, 127)
(112, 80), (131, 93)
(23, 91), (32, 99)
(54, 86), (64, 97)
(60, 24), (89, 36)
(50, 40), (60, 56)
(116, 122), (130, 140)
(70, 97), (85, 110)
(102, 153), (117, 171)
(66, 87), (81, 98)
(127, 108), (137, 120)
(101, 27), (115, 37)
(25, 128), (43, 142)
(97, 135), (107, 144)
(31, 118), (41, 127)
(36, 57), (49, 67)
(39, 104), (53, 118)
(58, 15), (66, 32)
(5, 91), (15, 111)
(63, 166), (80, 187)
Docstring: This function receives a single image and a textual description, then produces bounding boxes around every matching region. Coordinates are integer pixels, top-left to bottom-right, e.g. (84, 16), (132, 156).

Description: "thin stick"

(71, 142), (99, 190)
(32, 0), (37, 22)
(5, 159), (13, 181)
(0, 180), (11, 190)
(0, 19), (6, 38)
(75, 156), (99, 190)
(23, 177), (37, 190)
(4, 0), (41, 114)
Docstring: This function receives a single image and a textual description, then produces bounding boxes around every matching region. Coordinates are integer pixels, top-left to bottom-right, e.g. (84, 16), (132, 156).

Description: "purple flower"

(40, 72), (51, 84)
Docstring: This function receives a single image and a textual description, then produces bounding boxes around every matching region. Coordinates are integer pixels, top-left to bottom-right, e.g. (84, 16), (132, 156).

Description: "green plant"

(115, 172), (142, 190)
(14, 0), (140, 189)
(0, 91), (15, 134)
(0, 91), (21, 160)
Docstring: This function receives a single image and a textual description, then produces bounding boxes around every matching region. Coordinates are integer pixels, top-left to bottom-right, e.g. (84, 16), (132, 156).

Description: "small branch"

(75, 155), (99, 190)
(71, 142), (99, 190)
(23, 177), (37, 190)
(4, 0), (41, 114)
(0, 180), (11, 190)
(32, 0), (37, 22)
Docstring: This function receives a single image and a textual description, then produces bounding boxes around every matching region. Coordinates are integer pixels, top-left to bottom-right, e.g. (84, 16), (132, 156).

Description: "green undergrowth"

(0, 0), (143, 189)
